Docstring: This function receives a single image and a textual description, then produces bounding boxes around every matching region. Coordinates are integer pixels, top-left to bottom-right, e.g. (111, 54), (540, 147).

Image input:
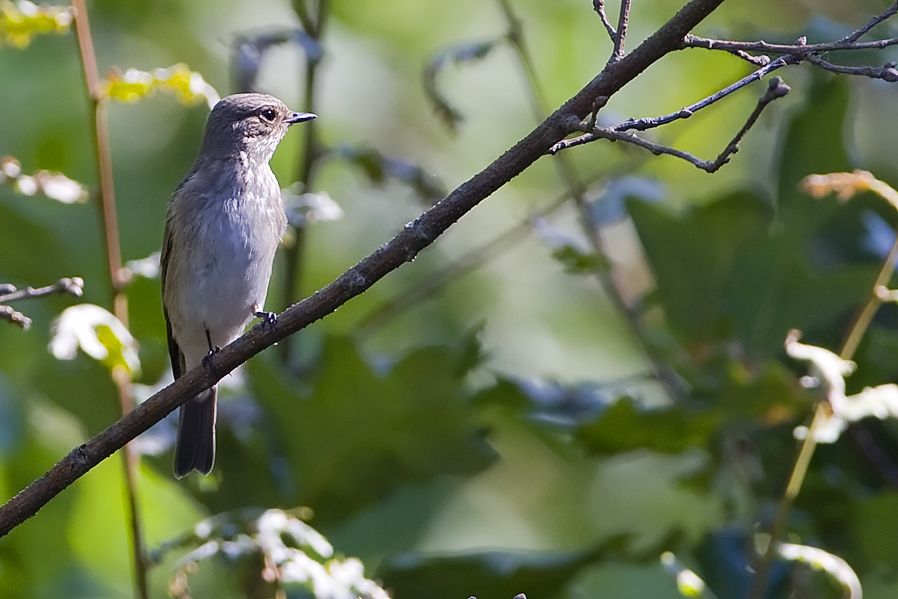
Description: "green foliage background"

(2, 0), (898, 597)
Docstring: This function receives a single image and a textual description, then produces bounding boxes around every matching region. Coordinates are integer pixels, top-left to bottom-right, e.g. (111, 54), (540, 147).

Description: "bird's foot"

(255, 310), (278, 329)
(202, 346), (222, 370)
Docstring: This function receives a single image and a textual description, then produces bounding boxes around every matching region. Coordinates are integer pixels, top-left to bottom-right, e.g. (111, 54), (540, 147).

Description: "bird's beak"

(285, 112), (317, 125)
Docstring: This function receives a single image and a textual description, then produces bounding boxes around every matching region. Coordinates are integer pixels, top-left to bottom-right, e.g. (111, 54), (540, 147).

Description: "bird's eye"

(259, 108), (277, 123)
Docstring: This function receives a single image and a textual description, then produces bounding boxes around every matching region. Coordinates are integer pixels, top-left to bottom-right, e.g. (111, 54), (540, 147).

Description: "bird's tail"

(173, 386), (217, 478)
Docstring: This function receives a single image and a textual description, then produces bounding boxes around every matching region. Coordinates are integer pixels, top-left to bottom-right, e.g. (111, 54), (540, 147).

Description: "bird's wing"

(161, 204), (184, 380)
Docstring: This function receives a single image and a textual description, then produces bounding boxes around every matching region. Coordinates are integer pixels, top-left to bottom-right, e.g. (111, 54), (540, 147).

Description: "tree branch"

(0, 277), (84, 304)
(593, 0), (617, 42)
(610, 0), (632, 63)
(0, 277), (85, 331)
(552, 77), (791, 172)
(0, 0), (746, 538)
(550, 55), (792, 154)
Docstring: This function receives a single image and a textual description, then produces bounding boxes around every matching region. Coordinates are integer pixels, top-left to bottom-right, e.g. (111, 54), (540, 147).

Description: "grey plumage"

(161, 93), (316, 478)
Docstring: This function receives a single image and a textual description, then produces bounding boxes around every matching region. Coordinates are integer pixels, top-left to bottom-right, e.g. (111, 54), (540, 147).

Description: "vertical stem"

(751, 232), (898, 599)
(496, 0), (685, 398)
(280, 6), (327, 366)
(72, 2), (148, 598)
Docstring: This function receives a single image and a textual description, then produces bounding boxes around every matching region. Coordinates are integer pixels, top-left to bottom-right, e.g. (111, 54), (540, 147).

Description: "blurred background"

(2, 0), (898, 597)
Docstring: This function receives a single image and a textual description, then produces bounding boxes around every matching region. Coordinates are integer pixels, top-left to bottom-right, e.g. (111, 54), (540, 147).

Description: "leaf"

(0, 0), (72, 48)
(774, 76), (852, 233)
(660, 552), (716, 598)
(283, 187), (344, 228)
(99, 64), (220, 108)
(231, 27), (323, 92)
(49, 304), (140, 378)
(245, 335), (495, 522)
(1, 155), (88, 204)
(629, 187), (875, 358)
(152, 509), (389, 599)
(777, 543), (861, 599)
(801, 170), (898, 213)
(533, 218), (605, 275)
(334, 144), (446, 201)
(628, 190), (772, 345)
(575, 397), (721, 455)
(423, 39), (501, 132)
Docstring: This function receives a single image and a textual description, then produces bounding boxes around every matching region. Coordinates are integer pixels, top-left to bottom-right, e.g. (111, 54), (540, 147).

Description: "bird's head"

(199, 93), (316, 164)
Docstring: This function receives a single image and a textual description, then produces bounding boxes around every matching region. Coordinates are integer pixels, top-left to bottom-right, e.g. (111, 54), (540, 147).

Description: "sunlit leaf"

(0, 0), (72, 48)
(777, 542), (861, 599)
(660, 552), (716, 598)
(423, 39), (501, 132)
(0, 156), (88, 204)
(334, 144), (446, 201)
(100, 64), (220, 108)
(123, 251), (161, 280)
(283, 186), (344, 228)
(153, 508), (389, 599)
(801, 170), (898, 213)
(49, 304), (140, 378)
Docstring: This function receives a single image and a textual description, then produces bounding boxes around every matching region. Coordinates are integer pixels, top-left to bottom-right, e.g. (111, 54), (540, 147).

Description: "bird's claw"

(202, 346), (221, 370)
(255, 310), (278, 329)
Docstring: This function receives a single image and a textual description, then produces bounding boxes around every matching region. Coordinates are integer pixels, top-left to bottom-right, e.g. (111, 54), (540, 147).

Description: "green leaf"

(628, 189), (772, 344)
(0, 1), (72, 48)
(49, 304), (140, 378)
(423, 39), (501, 132)
(334, 144), (446, 201)
(245, 335), (495, 522)
(775, 76), (852, 233)
(575, 397), (720, 455)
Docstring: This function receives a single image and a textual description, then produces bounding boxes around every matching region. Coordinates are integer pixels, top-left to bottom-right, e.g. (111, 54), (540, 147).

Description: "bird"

(161, 93), (316, 478)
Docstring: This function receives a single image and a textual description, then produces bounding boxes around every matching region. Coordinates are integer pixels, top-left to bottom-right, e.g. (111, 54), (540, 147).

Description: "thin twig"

(610, 0), (632, 63)
(593, 0), (617, 41)
(0, 306), (31, 329)
(805, 52), (898, 81)
(280, 2), (328, 367)
(555, 77), (790, 172)
(71, 2), (147, 598)
(838, 1), (898, 44)
(550, 55), (792, 154)
(0, 0), (730, 538)
(0, 277), (84, 331)
(614, 56), (792, 132)
(0, 277), (84, 304)
(683, 35), (898, 56)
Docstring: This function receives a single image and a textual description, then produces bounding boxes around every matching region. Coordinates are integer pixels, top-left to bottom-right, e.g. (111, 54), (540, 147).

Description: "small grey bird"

(161, 93), (316, 478)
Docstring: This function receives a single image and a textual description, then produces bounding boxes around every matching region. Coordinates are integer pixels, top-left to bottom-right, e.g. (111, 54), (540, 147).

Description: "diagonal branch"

(0, 0), (729, 538)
